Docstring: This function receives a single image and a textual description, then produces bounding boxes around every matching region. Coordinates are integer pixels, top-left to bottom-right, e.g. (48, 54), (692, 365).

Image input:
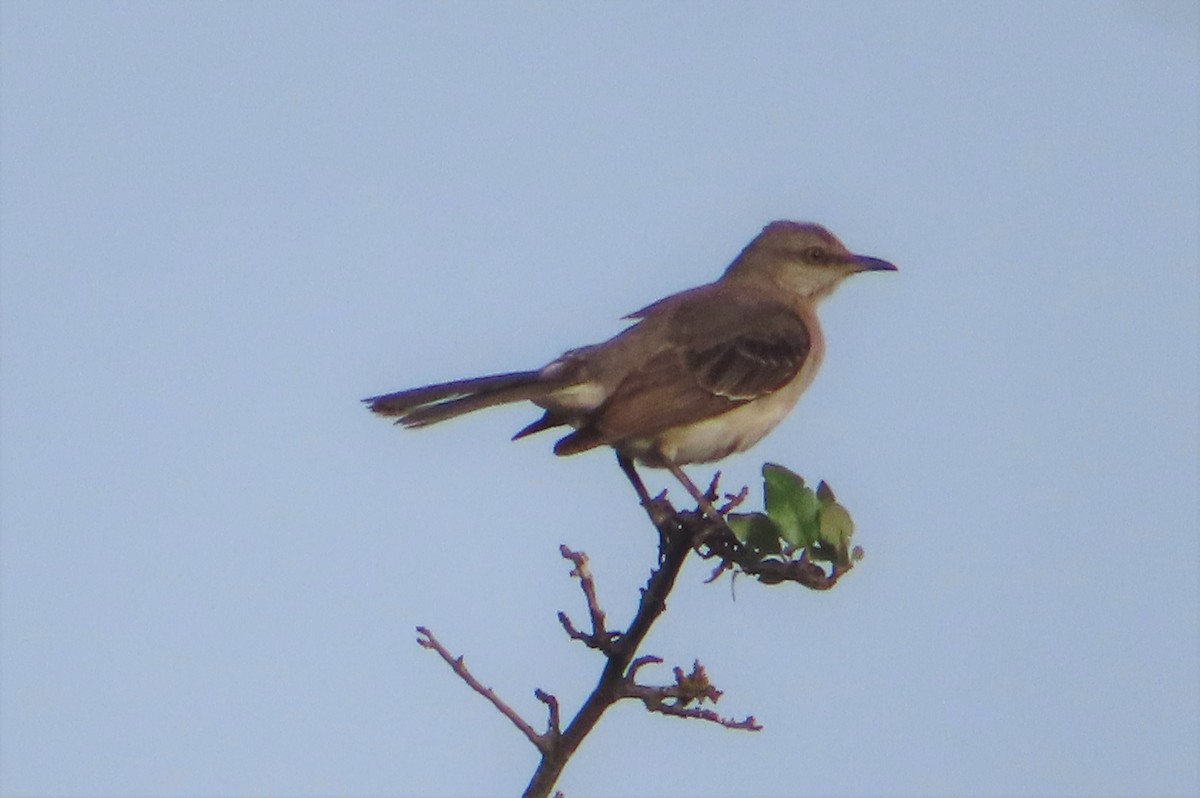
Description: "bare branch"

(719, 484), (750, 513)
(415, 626), (554, 755)
(624, 684), (762, 730)
(560, 545), (610, 640)
(617, 659), (762, 732)
(557, 546), (621, 653)
(703, 558), (734, 585)
(556, 610), (595, 646)
(628, 654), (663, 680)
(534, 688), (561, 738)
(705, 470), (723, 500)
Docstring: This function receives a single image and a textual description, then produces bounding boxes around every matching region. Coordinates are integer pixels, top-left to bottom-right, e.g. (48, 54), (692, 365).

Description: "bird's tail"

(363, 370), (551, 428)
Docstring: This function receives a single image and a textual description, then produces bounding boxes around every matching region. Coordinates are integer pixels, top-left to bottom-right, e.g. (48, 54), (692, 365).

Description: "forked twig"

(415, 626), (559, 754)
(556, 546), (619, 652)
(617, 657), (762, 731)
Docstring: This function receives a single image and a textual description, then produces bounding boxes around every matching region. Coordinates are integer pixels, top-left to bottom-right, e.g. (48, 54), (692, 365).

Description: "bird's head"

(722, 220), (897, 301)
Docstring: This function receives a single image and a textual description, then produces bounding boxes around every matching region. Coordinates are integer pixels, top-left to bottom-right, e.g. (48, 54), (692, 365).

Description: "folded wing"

(554, 293), (810, 455)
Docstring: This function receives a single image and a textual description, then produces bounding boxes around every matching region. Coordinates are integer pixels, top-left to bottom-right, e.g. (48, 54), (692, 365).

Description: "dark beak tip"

(856, 255), (898, 272)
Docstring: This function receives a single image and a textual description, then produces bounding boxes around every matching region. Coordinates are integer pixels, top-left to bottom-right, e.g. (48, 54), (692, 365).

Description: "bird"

(365, 221), (896, 518)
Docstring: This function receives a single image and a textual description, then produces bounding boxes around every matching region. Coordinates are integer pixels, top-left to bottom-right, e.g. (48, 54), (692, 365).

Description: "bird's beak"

(852, 254), (898, 272)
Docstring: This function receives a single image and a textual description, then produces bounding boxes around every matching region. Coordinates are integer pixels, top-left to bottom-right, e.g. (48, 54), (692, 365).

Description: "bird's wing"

(556, 291), (811, 453)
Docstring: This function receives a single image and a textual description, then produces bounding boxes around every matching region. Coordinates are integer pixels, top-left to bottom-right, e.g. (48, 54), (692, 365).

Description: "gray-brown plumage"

(365, 221), (895, 471)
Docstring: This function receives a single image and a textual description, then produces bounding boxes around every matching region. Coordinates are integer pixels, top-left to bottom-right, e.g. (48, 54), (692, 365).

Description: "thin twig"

(415, 626), (554, 755)
(621, 680), (762, 731)
(628, 654), (663, 680)
(534, 688), (561, 738)
(719, 484), (750, 513)
(617, 659), (762, 731)
(556, 611), (595, 646)
(560, 545), (608, 642)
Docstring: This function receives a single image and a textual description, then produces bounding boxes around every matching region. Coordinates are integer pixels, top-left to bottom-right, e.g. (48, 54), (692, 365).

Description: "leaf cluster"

(726, 463), (862, 572)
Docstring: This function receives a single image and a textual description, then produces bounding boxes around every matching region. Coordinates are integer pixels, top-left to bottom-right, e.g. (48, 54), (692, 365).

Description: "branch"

(522, 470), (756, 798)
(417, 458), (859, 798)
(415, 626), (559, 755)
(556, 546), (619, 652)
(697, 522), (856, 590)
(617, 658), (762, 731)
(521, 503), (701, 796)
(534, 689), (560, 737)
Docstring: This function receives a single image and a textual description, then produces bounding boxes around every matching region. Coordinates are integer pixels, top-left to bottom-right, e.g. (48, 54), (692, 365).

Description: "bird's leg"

(616, 452), (682, 559)
(616, 452), (653, 506)
(616, 452), (673, 525)
(659, 455), (727, 527)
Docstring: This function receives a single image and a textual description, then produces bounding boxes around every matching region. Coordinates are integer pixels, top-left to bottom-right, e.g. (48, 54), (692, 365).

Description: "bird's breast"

(636, 354), (818, 467)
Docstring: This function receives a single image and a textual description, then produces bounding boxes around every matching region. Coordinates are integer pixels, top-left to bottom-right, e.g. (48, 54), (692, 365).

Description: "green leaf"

(763, 463), (820, 548)
(727, 512), (756, 543)
(727, 512), (782, 558)
(817, 501), (855, 566)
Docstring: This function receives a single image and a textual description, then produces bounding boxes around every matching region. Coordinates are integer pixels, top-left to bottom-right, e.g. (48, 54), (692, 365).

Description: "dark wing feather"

(686, 332), (805, 399)
(555, 294), (810, 454)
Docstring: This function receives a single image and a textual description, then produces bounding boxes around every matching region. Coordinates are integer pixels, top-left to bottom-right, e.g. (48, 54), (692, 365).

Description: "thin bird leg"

(616, 452), (679, 555)
(659, 456), (726, 526)
(616, 452), (682, 532)
(616, 452), (655, 509)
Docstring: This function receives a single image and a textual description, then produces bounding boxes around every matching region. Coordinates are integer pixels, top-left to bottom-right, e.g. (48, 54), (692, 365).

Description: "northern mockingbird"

(366, 221), (895, 518)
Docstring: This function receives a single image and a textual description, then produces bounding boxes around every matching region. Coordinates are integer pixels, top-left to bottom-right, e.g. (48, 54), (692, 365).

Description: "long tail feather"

(397, 381), (555, 427)
(363, 370), (553, 428)
(364, 371), (541, 415)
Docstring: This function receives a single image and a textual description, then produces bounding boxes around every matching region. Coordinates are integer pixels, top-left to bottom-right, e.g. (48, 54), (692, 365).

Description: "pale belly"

(631, 368), (815, 467)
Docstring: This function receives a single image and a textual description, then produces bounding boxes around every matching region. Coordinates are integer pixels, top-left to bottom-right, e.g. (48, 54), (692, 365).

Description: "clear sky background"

(2, 2), (1197, 796)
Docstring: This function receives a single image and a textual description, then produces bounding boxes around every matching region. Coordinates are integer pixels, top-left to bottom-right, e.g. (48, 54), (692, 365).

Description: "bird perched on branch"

(365, 221), (895, 517)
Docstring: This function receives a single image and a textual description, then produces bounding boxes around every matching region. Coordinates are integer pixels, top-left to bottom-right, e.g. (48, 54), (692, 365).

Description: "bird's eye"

(801, 246), (828, 263)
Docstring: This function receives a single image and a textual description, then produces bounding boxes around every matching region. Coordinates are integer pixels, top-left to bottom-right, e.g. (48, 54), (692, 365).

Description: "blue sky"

(2, 2), (1197, 796)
